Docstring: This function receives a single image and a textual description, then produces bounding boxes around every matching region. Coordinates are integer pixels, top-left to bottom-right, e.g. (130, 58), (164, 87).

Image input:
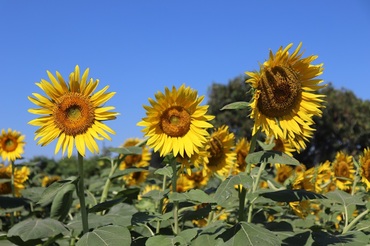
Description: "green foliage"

(76, 225), (131, 246)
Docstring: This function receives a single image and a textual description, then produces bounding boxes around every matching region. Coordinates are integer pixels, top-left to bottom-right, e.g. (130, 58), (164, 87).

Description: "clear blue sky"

(1, 1), (369, 161)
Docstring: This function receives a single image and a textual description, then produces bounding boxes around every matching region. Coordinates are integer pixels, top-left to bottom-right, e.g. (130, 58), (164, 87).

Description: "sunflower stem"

(10, 161), (15, 226)
(238, 185), (247, 222)
(156, 174), (167, 234)
(100, 158), (117, 208)
(247, 161), (267, 223)
(342, 208), (369, 234)
(77, 153), (89, 234)
(170, 159), (179, 235)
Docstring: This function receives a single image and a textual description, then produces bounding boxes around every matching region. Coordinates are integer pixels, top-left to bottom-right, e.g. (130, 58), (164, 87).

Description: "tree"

(207, 77), (370, 167)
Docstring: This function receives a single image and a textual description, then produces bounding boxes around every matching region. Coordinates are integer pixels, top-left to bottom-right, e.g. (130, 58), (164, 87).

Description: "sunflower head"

(0, 129), (25, 162)
(359, 148), (370, 190)
(331, 152), (355, 191)
(234, 137), (250, 173)
(119, 138), (151, 169)
(28, 65), (118, 157)
(275, 164), (293, 184)
(138, 84), (214, 159)
(0, 164), (30, 196)
(41, 175), (61, 187)
(246, 43), (325, 152)
(203, 125), (236, 177)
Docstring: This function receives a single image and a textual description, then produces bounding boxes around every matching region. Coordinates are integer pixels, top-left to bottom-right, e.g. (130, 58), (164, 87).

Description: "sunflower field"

(1, 43), (370, 246)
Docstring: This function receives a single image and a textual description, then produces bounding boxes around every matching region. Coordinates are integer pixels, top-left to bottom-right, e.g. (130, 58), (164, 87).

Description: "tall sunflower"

(137, 84), (214, 158)
(0, 129), (25, 162)
(203, 125), (236, 177)
(359, 147), (370, 191)
(28, 65), (118, 157)
(0, 164), (30, 196)
(246, 43), (325, 151)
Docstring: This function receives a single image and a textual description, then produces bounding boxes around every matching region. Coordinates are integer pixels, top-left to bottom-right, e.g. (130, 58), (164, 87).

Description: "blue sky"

(1, 1), (369, 161)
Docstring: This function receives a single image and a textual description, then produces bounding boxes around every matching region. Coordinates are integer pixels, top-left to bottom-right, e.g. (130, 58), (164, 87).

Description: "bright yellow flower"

(246, 43), (325, 152)
(331, 152), (355, 191)
(275, 164), (293, 184)
(0, 129), (25, 162)
(203, 125), (236, 177)
(137, 84), (214, 159)
(359, 147), (370, 190)
(41, 175), (61, 187)
(174, 173), (195, 192)
(28, 65), (118, 157)
(0, 164), (30, 196)
(185, 170), (211, 189)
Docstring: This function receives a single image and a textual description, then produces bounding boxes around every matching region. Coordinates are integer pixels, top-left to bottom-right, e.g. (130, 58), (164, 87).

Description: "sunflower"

(0, 129), (25, 162)
(0, 164), (30, 196)
(28, 65), (118, 157)
(331, 152), (355, 191)
(119, 138), (151, 169)
(359, 147), (370, 190)
(266, 135), (295, 156)
(185, 169), (211, 189)
(203, 125), (236, 177)
(137, 84), (214, 159)
(275, 164), (293, 184)
(174, 173), (195, 192)
(246, 43), (325, 152)
(233, 137), (251, 174)
(41, 175), (61, 187)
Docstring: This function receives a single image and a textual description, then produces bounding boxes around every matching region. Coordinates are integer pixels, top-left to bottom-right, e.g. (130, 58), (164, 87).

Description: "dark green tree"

(207, 77), (370, 167)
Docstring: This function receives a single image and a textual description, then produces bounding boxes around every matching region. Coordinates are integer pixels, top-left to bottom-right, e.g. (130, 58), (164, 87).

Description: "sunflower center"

(160, 106), (191, 137)
(53, 92), (95, 136)
(363, 160), (370, 181)
(258, 65), (302, 118)
(336, 161), (350, 178)
(2, 137), (17, 152)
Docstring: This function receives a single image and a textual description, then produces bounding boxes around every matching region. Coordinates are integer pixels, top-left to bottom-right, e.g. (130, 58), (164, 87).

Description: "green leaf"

(109, 146), (143, 155)
(325, 190), (365, 207)
(146, 235), (188, 246)
(260, 189), (326, 202)
(20, 187), (45, 203)
(219, 222), (282, 246)
(246, 150), (300, 166)
(154, 165), (173, 177)
(0, 196), (29, 209)
(50, 183), (75, 221)
(214, 173), (253, 207)
(37, 178), (78, 206)
(220, 101), (249, 110)
(168, 189), (216, 204)
(88, 196), (126, 213)
(76, 225), (131, 246)
(7, 218), (69, 242)
(312, 230), (369, 246)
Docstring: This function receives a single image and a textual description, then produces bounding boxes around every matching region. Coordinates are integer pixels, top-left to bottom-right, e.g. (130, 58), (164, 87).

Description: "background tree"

(207, 76), (370, 167)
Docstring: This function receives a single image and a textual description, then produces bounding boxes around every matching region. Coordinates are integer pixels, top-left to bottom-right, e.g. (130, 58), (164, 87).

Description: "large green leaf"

(220, 101), (249, 110)
(146, 235), (187, 246)
(20, 187), (45, 203)
(50, 183), (75, 221)
(110, 167), (147, 180)
(214, 173), (253, 207)
(325, 190), (365, 207)
(168, 189), (215, 204)
(76, 225), (131, 246)
(219, 222), (282, 246)
(312, 230), (369, 246)
(37, 178), (77, 206)
(7, 218), (69, 242)
(154, 165), (173, 177)
(246, 150), (300, 166)
(260, 189), (326, 202)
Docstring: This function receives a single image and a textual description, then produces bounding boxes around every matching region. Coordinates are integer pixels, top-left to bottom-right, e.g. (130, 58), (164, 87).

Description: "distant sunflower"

(203, 125), (236, 177)
(28, 65), (118, 157)
(175, 173), (195, 192)
(359, 148), (370, 190)
(137, 84), (214, 158)
(332, 152), (355, 191)
(0, 129), (25, 162)
(234, 137), (250, 174)
(0, 164), (30, 196)
(41, 175), (61, 187)
(275, 164), (293, 184)
(267, 136), (295, 156)
(246, 43), (325, 151)
(119, 138), (151, 169)
(185, 170), (211, 189)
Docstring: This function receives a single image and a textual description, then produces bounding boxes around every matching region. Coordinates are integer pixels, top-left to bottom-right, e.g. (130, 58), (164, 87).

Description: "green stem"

(10, 161), (15, 226)
(247, 161), (267, 223)
(77, 153), (89, 234)
(342, 209), (369, 234)
(238, 186), (247, 222)
(171, 159), (179, 235)
(156, 174), (167, 234)
(100, 159), (117, 204)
